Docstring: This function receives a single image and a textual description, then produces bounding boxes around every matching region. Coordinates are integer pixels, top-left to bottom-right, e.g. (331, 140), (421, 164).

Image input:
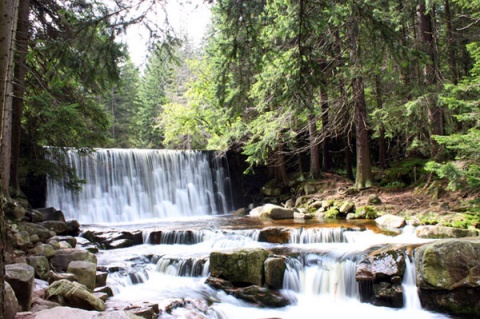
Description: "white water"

(46, 149), (232, 224)
(95, 225), (450, 319)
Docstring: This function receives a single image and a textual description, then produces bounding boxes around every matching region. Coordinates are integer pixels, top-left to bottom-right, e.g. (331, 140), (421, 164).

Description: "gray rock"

(5, 263), (35, 311)
(40, 220), (68, 235)
(416, 225), (479, 239)
(50, 248), (97, 272)
(96, 271), (108, 288)
(264, 257), (286, 289)
(4, 282), (19, 319)
(48, 236), (77, 248)
(45, 279), (105, 311)
(258, 227), (291, 244)
(67, 260), (97, 290)
(37, 207), (66, 222)
(375, 214), (406, 229)
(18, 222), (52, 242)
(48, 271), (77, 284)
(13, 231), (31, 248)
(367, 194), (382, 205)
(27, 256), (51, 281)
(30, 243), (56, 258)
(5, 201), (26, 220)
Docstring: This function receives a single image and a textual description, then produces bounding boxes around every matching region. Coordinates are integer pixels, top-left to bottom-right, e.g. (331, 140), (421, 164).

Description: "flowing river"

(47, 149), (451, 318)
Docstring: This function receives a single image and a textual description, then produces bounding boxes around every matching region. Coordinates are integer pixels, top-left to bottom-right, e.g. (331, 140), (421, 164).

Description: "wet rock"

(232, 285), (294, 307)
(210, 248), (269, 286)
(30, 296), (61, 313)
(66, 219), (81, 236)
(5, 263), (35, 311)
(67, 261), (97, 290)
(264, 257), (286, 289)
(164, 298), (214, 318)
(258, 227), (291, 244)
(356, 247), (406, 308)
(25, 210), (45, 223)
(4, 282), (19, 319)
(96, 271), (108, 287)
(415, 225), (479, 239)
(375, 214), (405, 229)
(415, 238), (480, 316)
(40, 221), (68, 235)
(27, 256), (50, 281)
(356, 248), (406, 281)
(50, 248), (97, 273)
(82, 230), (143, 249)
(45, 279), (105, 311)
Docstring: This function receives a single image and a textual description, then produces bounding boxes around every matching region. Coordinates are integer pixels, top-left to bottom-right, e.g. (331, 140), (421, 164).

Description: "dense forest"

(2, 0), (480, 317)
(1, 0), (480, 209)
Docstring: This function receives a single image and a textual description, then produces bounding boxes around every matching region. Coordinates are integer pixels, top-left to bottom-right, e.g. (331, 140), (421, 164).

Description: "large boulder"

(27, 256), (51, 281)
(50, 248), (97, 272)
(415, 225), (479, 239)
(5, 263), (35, 311)
(375, 214), (406, 229)
(4, 282), (19, 319)
(415, 238), (480, 316)
(37, 207), (66, 221)
(249, 204), (294, 220)
(67, 260), (97, 290)
(40, 220), (68, 235)
(45, 279), (105, 311)
(209, 248), (269, 286)
(356, 247), (406, 308)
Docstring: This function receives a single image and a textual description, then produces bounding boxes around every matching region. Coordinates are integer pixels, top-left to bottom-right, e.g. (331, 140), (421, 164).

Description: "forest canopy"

(2, 0), (480, 200)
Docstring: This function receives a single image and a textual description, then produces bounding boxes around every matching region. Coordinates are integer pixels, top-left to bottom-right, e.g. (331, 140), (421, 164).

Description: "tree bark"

(375, 74), (387, 170)
(10, 0), (30, 196)
(417, 3), (444, 157)
(308, 113), (321, 179)
(339, 79), (354, 180)
(274, 143), (289, 186)
(444, 0), (458, 84)
(320, 83), (331, 171)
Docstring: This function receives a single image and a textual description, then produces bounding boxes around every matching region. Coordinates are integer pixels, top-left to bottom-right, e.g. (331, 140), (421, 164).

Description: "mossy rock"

(352, 206), (379, 220)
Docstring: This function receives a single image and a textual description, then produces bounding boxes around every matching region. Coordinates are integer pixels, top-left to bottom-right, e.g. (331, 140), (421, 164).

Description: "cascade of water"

(156, 257), (208, 277)
(403, 254), (422, 309)
(46, 149), (232, 224)
(289, 227), (349, 244)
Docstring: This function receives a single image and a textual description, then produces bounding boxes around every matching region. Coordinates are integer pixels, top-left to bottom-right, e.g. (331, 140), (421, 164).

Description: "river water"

(47, 149), (451, 318)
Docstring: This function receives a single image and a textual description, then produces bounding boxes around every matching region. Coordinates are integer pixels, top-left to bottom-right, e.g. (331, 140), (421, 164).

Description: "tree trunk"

(10, 0), (29, 196)
(375, 74), (387, 170)
(348, 16), (372, 189)
(1, 0), (19, 198)
(417, 3), (444, 157)
(274, 143), (289, 186)
(320, 83), (331, 171)
(353, 76), (373, 189)
(444, 0), (458, 84)
(308, 113), (321, 179)
(339, 79), (354, 180)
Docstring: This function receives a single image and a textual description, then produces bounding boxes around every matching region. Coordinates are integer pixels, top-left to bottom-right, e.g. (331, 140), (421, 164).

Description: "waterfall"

(46, 148), (232, 224)
(402, 254), (422, 309)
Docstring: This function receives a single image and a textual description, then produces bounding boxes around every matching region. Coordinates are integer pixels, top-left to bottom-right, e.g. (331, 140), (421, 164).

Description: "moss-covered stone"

(209, 248), (269, 286)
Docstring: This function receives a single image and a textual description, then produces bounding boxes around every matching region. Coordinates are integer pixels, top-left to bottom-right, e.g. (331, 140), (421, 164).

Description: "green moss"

(325, 208), (340, 219)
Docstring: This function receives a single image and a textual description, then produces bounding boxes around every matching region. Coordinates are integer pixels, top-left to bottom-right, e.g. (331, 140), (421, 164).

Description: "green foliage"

(425, 161), (463, 191)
